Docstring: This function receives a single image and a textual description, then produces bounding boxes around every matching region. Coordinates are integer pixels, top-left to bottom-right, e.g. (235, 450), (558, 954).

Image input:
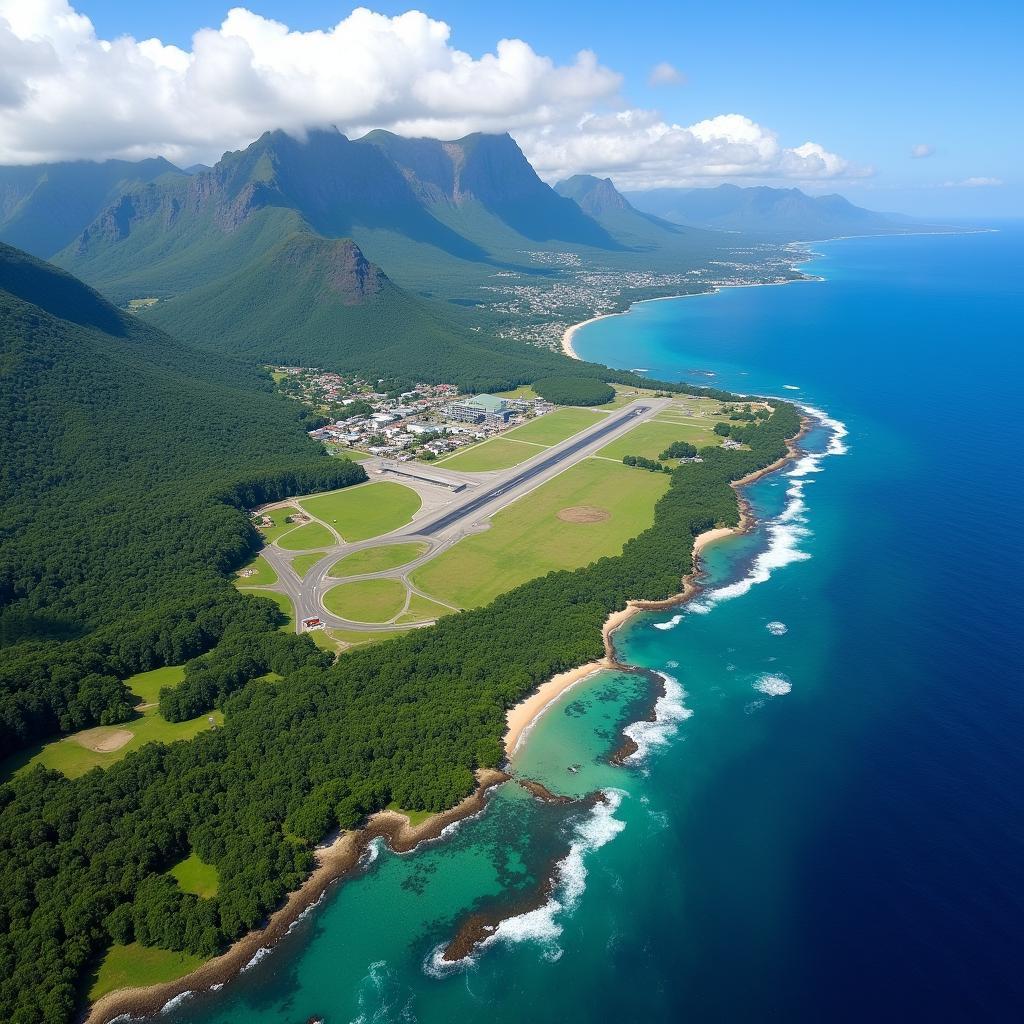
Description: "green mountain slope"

(0, 242), (363, 751)
(0, 157), (185, 258)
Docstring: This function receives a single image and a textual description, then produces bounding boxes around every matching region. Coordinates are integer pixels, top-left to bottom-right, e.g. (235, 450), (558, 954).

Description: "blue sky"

(6, 1), (1021, 216)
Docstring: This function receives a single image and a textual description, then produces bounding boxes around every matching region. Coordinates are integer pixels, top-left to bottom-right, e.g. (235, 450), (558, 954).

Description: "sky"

(1, 0), (1020, 217)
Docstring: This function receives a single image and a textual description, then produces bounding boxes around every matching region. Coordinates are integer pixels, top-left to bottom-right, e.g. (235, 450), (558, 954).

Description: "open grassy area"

(299, 482), (421, 542)
(596, 383), (662, 409)
(234, 553), (278, 586)
(88, 943), (206, 1002)
(4, 706), (224, 780)
(435, 436), (541, 473)
(124, 665), (186, 706)
(332, 627), (411, 650)
(323, 578), (408, 623)
(412, 458), (669, 609)
(290, 551), (327, 577)
(242, 589), (294, 631)
(256, 506), (301, 544)
(385, 802), (435, 826)
(329, 542), (427, 577)
(396, 593), (456, 624)
(494, 384), (540, 400)
(277, 521), (336, 551)
(502, 407), (607, 446)
(168, 851), (219, 899)
(596, 419), (722, 462)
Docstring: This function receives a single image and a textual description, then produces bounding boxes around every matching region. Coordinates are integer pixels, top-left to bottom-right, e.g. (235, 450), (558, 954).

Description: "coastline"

(87, 411), (809, 1023)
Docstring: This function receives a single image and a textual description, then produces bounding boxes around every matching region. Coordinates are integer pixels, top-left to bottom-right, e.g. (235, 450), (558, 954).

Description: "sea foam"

(621, 672), (692, 764)
(754, 673), (793, 697)
(766, 621), (788, 636)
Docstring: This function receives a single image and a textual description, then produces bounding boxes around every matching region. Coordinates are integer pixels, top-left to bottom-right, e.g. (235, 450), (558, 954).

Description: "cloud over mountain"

(0, 1), (858, 186)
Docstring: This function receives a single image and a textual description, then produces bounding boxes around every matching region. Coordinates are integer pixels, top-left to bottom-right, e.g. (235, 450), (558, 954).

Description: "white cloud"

(911, 143), (934, 158)
(648, 61), (686, 87)
(520, 111), (868, 188)
(941, 176), (1003, 188)
(0, 1), (859, 188)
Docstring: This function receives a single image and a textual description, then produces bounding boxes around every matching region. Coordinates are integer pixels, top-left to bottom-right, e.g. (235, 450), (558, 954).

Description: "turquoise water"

(171, 226), (1024, 1022)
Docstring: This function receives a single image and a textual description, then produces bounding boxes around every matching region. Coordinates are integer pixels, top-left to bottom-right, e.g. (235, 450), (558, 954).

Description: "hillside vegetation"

(0, 243), (365, 756)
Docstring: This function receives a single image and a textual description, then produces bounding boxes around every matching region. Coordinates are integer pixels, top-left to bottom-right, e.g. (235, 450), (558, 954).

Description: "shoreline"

(87, 414), (810, 1024)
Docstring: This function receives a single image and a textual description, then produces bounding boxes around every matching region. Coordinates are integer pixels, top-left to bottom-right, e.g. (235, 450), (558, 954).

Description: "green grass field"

(243, 589), (294, 631)
(125, 665), (186, 706)
(88, 943), (206, 1002)
(435, 436), (541, 472)
(494, 384), (540, 400)
(385, 802), (434, 826)
(276, 521), (336, 551)
(323, 578), (408, 623)
(329, 541), (427, 577)
(290, 551), (327, 577)
(4, 706), (224, 780)
(299, 482), (421, 542)
(168, 852), (219, 898)
(502, 407), (607, 445)
(332, 627), (411, 650)
(256, 506), (300, 544)
(396, 593), (456, 624)
(596, 384), (661, 409)
(596, 419), (722, 462)
(412, 458), (669, 609)
(234, 553), (278, 586)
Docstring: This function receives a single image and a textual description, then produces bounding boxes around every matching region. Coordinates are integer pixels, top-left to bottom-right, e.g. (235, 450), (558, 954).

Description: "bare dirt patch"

(74, 728), (134, 753)
(556, 505), (611, 524)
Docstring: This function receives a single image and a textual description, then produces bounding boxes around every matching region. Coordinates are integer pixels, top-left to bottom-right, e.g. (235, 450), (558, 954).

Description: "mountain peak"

(554, 174), (631, 216)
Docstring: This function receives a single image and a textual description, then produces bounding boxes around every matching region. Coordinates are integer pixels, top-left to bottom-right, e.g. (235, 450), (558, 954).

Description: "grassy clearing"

(396, 593), (456, 624)
(306, 629), (343, 654)
(435, 436), (540, 473)
(277, 521), (336, 551)
(494, 384), (540, 400)
(596, 419), (722, 462)
(596, 383), (661, 410)
(125, 665), (186, 706)
(256, 506), (301, 544)
(243, 589), (294, 631)
(502, 407), (607, 446)
(299, 482), (421, 542)
(329, 542), (427, 577)
(168, 852), (219, 898)
(290, 551), (327, 578)
(5, 707), (224, 780)
(88, 943), (206, 1002)
(323, 578), (408, 623)
(385, 802), (435, 826)
(332, 627), (411, 650)
(234, 553), (277, 587)
(412, 458), (669, 609)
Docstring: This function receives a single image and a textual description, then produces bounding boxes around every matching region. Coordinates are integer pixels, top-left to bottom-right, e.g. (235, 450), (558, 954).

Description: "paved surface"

(250, 398), (671, 634)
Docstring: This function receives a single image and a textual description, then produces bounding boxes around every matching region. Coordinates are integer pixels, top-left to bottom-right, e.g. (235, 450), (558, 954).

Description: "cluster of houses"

(297, 377), (553, 461)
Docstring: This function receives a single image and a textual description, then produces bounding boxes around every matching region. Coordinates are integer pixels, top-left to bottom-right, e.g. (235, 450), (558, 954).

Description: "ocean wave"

(653, 614), (683, 631)
(621, 673), (693, 764)
(766, 621), (788, 636)
(241, 947), (270, 972)
(753, 673), (792, 696)
(783, 384), (801, 390)
(160, 991), (194, 1013)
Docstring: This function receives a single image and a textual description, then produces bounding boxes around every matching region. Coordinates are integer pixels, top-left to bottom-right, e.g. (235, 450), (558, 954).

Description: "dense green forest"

(532, 376), (616, 406)
(0, 338), (800, 1021)
(0, 243), (367, 754)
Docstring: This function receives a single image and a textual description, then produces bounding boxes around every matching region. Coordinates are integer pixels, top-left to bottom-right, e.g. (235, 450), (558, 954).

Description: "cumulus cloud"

(941, 176), (1003, 188)
(0, 0), (860, 187)
(520, 111), (866, 188)
(648, 61), (686, 87)
(911, 143), (934, 158)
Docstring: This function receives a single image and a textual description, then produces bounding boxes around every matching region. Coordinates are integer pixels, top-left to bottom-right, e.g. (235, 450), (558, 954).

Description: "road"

(255, 398), (670, 632)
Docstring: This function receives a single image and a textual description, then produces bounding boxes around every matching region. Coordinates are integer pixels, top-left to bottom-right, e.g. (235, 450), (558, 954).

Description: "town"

(272, 367), (555, 462)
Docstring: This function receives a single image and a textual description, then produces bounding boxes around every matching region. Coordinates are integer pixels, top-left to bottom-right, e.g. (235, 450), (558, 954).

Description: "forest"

(531, 376), (616, 406)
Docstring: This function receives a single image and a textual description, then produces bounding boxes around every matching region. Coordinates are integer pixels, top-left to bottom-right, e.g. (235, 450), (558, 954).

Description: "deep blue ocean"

(172, 225), (1024, 1023)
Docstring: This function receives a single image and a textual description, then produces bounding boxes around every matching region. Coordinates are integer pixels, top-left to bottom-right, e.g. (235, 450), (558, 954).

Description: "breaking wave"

(160, 991), (194, 1013)
(621, 673), (692, 764)
(766, 621), (788, 636)
(428, 790), (627, 972)
(754, 673), (793, 697)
